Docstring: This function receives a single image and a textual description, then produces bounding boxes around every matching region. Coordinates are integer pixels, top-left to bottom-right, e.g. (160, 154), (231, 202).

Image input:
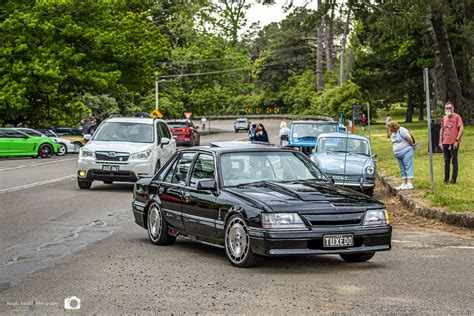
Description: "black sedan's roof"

(180, 142), (297, 154)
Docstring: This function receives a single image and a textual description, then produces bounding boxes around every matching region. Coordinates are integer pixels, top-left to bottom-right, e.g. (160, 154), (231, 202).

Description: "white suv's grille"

(95, 151), (130, 162)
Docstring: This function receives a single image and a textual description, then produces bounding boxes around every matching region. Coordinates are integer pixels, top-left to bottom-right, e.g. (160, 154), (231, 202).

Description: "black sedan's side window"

(189, 154), (215, 187)
(170, 152), (196, 185)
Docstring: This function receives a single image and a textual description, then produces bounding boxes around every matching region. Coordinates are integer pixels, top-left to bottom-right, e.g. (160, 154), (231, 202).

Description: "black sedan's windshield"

(92, 122), (154, 143)
(220, 151), (329, 186)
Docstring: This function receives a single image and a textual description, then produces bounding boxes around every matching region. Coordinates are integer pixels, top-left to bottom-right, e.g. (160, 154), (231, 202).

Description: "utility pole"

(424, 68), (435, 191)
(156, 78), (165, 110)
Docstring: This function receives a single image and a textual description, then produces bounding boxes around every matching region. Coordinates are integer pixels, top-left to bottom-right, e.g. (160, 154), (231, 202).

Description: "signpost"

(424, 68), (435, 191)
(150, 109), (163, 118)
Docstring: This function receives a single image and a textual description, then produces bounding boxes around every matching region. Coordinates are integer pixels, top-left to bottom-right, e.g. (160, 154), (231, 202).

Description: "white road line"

(447, 246), (474, 250)
(392, 240), (414, 243)
(0, 158), (77, 172)
(0, 175), (76, 194)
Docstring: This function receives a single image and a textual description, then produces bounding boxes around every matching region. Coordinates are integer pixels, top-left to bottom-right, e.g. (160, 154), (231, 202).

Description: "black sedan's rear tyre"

(340, 252), (375, 262)
(77, 179), (92, 189)
(225, 214), (263, 268)
(38, 144), (53, 158)
(147, 202), (175, 245)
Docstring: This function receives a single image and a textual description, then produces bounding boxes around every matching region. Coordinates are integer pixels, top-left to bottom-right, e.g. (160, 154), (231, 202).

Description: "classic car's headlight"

(80, 148), (93, 158)
(365, 165), (375, 175)
(130, 149), (152, 160)
(363, 209), (389, 226)
(262, 213), (306, 229)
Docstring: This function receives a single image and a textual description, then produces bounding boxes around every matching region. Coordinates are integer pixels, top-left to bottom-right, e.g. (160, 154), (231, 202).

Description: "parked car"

(132, 142), (391, 268)
(310, 133), (376, 196)
(77, 117), (176, 189)
(52, 127), (87, 148)
(0, 128), (60, 158)
(288, 120), (340, 154)
(17, 128), (77, 156)
(234, 118), (250, 133)
(166, 120), (200, 146)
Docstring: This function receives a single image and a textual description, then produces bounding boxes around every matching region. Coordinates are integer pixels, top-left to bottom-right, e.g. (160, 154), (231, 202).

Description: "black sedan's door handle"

(182, 192), (197, 204)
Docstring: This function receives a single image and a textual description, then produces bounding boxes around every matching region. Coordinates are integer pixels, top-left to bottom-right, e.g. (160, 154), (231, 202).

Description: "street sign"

(184, 112), (192, 119)
(150, 109), (163, 118)
(352, 104), (363, 120)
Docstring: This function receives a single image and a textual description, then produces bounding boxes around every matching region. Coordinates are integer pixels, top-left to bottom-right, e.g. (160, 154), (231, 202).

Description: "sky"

(245, 0), (318, 28)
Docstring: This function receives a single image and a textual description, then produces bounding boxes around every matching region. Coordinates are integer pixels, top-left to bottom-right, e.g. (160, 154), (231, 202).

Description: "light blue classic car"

(310, 133), (376, 196)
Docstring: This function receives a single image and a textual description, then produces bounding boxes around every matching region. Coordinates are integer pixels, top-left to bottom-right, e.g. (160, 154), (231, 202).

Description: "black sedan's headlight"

(262, 213), (307, 229)
(363, 209), (390, 226)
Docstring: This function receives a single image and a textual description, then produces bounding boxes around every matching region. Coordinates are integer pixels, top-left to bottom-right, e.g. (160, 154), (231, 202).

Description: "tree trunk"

(339, 3), (351, 86)
(429, 6), (465, 121)
(316, 0), (324, 92)
(405, 102), (414, 123)
(344, 48), (354, 82)
(325, 0), (335, 72)
(460, 0), (473, 124)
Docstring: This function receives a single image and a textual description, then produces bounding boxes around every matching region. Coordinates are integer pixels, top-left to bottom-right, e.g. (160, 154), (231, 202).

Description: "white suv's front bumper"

(77, 156), (155, 182)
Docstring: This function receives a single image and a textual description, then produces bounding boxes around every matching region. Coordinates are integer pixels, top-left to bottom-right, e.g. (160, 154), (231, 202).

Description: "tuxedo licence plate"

(323, 234), (354, 247)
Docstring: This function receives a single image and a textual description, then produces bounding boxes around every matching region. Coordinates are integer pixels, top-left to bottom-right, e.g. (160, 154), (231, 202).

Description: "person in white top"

(200, 116), (207, 131)
(279, 121), (291, 147)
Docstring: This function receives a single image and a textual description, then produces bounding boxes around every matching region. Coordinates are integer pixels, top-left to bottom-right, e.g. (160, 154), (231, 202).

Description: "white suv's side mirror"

(160, 137), (170, 145)
(83, 134), (91, 141)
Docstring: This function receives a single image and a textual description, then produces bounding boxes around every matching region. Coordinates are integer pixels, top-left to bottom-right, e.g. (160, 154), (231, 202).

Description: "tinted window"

(159, 122), (172, 139)
(189, 154), (215, 187)
(19, 129), (44, 137)
(93, 122), (154, 143)
(3, 130), (27, 138)
(170, 153), (196, 185)
(167, 122), (187, 128)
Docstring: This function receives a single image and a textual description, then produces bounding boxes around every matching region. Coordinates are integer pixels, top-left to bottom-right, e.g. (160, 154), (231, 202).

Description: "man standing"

(439, 102), (464, 184)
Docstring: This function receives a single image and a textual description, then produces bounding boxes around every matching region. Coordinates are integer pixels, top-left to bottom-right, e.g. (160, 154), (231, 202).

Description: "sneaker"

(444, 180), (449, 185)
(450, 179), (456, 184)
(397, 183), (407, 190)
(404, 183), (414, 190)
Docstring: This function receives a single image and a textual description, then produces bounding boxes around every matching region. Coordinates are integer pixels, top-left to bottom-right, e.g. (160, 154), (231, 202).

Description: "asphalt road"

(0, 120), (473, 314)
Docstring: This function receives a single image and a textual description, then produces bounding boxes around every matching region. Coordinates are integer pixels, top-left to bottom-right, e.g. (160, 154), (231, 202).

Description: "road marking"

(0, 157), (77, 172)
(0, 175), (76, 194)
(392, 240), (414, 243)
(447, 246), (474, 250)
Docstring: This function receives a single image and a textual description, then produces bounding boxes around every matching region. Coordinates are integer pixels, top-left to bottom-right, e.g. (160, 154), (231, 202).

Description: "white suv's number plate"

(102, 165), (119, 172)
(323, 234), (354, 247)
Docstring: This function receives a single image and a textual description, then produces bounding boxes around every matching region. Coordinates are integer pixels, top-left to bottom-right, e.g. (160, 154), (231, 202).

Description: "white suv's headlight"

(130, 149), (152, 160)
(363, 209), (389, 226)
(365, 165), (375, 175)
(80, 148), (94, 158)
(262, 213), (307, 229)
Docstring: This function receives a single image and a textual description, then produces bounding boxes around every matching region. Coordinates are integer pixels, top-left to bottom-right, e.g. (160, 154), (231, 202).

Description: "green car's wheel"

(38, 144), (53, 158)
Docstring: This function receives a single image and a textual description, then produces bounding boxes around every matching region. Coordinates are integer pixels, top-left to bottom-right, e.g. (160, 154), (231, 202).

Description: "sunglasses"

(445, 107), (453, 109)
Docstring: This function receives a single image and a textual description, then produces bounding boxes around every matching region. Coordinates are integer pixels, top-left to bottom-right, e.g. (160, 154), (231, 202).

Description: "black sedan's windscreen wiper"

(236, 180), (273, 188)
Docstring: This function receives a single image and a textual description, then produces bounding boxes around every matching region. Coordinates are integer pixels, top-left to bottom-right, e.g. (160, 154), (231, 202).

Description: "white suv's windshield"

(93, 122), (154, 143)
(292, 123), (338, 138)
(220, 151), (328, 186)
(317, 137), (370, 156)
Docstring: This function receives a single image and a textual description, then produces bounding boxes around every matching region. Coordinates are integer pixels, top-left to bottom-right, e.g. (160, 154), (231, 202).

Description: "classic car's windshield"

(92, 122), (154, 143)
(220, 151), (329, 186)
(291, 123), (338, 138)
(316, 137), (370, 156)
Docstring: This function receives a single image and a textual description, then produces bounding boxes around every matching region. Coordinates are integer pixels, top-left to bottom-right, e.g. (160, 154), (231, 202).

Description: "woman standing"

(254, 123), (269, 143)
(388, 121), (416, 190)
(278, 121), (290, 146)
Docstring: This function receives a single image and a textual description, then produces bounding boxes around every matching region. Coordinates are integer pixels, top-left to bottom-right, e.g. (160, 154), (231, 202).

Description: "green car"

(0, 128), (60, 158)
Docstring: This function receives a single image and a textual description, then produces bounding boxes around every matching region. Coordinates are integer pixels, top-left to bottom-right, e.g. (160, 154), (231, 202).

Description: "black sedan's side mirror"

(197, 180), (217, 191)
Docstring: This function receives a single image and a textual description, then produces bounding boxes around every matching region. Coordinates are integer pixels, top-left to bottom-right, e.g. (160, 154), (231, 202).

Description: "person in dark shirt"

(254, 123), (269, 143)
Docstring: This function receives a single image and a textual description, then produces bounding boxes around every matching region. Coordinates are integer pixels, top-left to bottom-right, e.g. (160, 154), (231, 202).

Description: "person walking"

(200, 116), (207, 131)
(254, 123), (269, 143)
(361, 113), (367, 131)
(278, 121), (290, 146)
(439, 102), (464, 184)
(385, 114), (392, 138)
(388, 121), (416, 190)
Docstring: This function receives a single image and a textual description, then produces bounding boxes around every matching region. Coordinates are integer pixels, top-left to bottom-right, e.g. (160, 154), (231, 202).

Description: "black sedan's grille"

(302, 212), (365, 226)
(95, 151), (130, 162)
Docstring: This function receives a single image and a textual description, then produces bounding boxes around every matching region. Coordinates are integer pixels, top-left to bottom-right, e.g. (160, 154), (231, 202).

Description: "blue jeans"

(394, 148), (414, 179)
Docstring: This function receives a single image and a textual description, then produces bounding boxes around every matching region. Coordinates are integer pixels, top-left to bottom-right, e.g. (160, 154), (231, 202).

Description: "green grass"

(355, 107), (473, 212)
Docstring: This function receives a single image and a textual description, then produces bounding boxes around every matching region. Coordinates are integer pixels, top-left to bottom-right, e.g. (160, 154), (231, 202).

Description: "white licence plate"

(102, 165), (119, 172)
(323, 234), (354, 247)
(332, 175), (350, 180)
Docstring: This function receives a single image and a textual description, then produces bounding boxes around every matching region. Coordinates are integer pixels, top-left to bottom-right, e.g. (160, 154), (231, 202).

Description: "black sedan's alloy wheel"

(38, 144), (53, 158)
(147, 202), (175, 245)
(225, 214), (263, 268)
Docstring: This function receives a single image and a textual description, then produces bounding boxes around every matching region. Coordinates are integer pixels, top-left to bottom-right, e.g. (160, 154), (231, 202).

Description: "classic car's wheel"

(340, 252), (375, 262)
(225, 214), (263, 268)
(57, 143), (67, 156)
(147, 202), (175, 245)
(38, 144), (53, 158)
(364, 188), (374, 197)
(77, 179), (92, 189)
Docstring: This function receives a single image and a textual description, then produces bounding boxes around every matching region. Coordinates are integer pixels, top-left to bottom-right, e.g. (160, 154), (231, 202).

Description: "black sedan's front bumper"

(248, 225), (391, 256)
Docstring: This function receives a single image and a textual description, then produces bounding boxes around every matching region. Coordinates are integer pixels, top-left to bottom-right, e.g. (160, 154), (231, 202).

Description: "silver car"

(310, 133), (376, 196)
(234, 118), (249, 133)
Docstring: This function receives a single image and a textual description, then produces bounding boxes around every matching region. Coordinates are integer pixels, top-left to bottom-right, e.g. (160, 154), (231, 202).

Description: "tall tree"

(325, 0), (336, 72)
(339, 2), (351, 86)
(316, 0), (324, 92)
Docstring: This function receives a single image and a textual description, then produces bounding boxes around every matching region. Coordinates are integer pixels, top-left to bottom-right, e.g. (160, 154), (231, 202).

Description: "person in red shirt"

(439, 102), (464, 184)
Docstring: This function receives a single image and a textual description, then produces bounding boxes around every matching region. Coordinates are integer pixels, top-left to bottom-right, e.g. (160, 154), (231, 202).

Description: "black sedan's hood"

(223, 181), (382, 213)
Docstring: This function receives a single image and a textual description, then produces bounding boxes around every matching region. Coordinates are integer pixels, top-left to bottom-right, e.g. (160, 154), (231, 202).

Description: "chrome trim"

(334, 182), (374, 188)
(248, 227), (310, 232)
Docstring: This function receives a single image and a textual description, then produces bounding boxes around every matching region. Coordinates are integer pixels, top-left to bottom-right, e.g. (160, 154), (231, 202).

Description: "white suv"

(77, 117), (176, 189)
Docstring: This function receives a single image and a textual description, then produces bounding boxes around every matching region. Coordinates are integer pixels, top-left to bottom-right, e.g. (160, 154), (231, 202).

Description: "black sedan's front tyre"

(147, 202), (175, 245)
(340, 252), (375, 262)
(225, 214), (263, 268)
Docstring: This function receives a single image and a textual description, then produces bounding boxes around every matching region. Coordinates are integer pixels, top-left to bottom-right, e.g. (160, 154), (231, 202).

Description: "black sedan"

(132, 142), (391, 268)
